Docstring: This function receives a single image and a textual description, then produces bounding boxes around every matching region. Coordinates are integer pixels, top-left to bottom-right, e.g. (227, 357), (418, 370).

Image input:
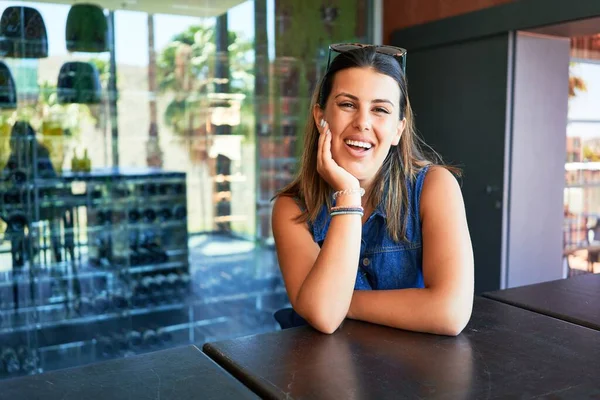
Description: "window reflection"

(564, 36), (600, 275)
(0, 0), (372, 379)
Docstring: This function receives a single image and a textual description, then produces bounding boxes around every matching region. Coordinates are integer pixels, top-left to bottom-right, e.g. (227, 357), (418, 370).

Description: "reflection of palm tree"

(146, 14), (162, 167)
(156, 25), (253, 136)
(569, 75), (587, 98)
(569, 63), (587, 99)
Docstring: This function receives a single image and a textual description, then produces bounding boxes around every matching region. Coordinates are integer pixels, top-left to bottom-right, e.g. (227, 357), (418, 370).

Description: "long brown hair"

(275, 47), (459, 243)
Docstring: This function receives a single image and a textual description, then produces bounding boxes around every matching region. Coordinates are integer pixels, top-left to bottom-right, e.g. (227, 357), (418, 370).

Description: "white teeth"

(345, 139), (372, 149)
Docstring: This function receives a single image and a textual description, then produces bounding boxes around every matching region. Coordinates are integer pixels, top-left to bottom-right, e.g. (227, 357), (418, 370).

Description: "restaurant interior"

(0, 0), (599, 398)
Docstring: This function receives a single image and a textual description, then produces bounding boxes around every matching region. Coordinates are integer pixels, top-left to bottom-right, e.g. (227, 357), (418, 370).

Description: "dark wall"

(391, 0), (600, 292)
(383, 0), (517, 43)
(406, 34), (512, 293)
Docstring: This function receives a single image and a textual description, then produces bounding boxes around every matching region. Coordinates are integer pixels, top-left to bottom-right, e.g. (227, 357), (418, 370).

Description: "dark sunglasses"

(326, 43), (407, 75)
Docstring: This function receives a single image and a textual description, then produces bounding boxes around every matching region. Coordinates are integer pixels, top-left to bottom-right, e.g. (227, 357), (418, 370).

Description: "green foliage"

(13, 80), (97, 138)
(89, 58), (111, 87)
(156, 24), (255, 137)
(583, 145), (600, 162)
(274, 0), (362, 161)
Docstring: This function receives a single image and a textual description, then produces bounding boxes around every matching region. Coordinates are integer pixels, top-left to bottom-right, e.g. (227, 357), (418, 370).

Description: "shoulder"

(272, 195), (304, 226)
(420, 166), (464, 219)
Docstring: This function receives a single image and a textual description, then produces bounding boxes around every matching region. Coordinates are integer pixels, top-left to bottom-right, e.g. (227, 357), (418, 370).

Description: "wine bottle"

(6, 211), (27, 232)
(2, 187), (17, 204)
(165, 273), (179, 294)
(173, 182), (185, 195)
(156, 327), (172, 344)
(17, 345), (37, 374)
(142, 242), (168, 264)
(142, 329), (158, 347)
(147, 276), (160, 301)
(152, 274), (166, 303)
(128, 208), (140, 224)
(93, 292), (110, 314)
(96, 209), (112, 225)
(142, 208), (156, 223)
(127, 330), (142, 348)
(76, 296), (94, 316)
(8, 169), (27, 185)
(141, 276), (155, 301)
(6, 211), (27, 268)
(157, 183), (170, 196)
(1, 347), (20, 374)
(111, 332), (129, 352)
(111, 291), (128, 309)
(131, 280), (148, 308)
(173, 205), (187, 220)
(145, 183), (157, 196)
(158, 207), (172, 222)
(96, 335), (114, 357)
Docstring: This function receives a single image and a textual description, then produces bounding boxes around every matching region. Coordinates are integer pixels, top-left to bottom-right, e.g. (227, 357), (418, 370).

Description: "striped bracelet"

(331, 210), (364, 217)
(330, 206), (364, 217)
(330, 206), (364, 213)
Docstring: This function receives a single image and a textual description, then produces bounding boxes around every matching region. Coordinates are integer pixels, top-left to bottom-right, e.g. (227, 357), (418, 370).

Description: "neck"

(358, 180), (374, 206)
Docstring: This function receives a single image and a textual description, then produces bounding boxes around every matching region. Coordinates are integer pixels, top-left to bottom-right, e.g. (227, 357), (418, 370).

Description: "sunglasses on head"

(326, 43), (407, 75)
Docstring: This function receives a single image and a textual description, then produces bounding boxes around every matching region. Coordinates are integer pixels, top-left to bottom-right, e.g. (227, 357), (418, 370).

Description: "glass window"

(565, 55), (600, 275)
(0, 0), (373, 378)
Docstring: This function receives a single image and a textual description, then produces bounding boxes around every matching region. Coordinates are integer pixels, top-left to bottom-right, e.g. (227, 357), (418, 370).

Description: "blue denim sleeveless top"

(309, 165), (430, 290)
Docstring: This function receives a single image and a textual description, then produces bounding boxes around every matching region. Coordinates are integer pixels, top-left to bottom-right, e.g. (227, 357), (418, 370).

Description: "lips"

(342, 135), (375, 158)
(343, 142), (372, 159)
(344, 139), (372, 149)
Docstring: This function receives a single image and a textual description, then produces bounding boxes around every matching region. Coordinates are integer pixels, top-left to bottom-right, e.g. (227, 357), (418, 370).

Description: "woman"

(272, 44), (474, 336)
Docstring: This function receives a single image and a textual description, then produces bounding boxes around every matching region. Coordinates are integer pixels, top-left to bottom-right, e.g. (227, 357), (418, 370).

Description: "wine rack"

(0, 134), (289, 380)
(0, 156), (197, 378)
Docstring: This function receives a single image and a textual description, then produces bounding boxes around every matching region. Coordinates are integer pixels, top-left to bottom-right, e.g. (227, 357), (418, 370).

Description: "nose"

(353, 108), (371, 132)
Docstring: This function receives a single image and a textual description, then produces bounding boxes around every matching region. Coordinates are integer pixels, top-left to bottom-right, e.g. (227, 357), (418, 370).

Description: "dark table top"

(483, 273), (600, 331)
(203, 297), (600, 399)
(0, 345), (257, 400)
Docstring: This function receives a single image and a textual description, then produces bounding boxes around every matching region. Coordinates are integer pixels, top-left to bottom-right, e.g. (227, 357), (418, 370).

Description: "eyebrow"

(334, 92), (395, 107)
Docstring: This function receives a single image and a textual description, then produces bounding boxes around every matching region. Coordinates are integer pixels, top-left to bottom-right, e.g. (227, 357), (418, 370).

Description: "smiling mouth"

(344, 139), (372, 151)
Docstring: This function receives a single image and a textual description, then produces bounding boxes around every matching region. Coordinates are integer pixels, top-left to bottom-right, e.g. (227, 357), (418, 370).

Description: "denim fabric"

(309, 166), (429, 291)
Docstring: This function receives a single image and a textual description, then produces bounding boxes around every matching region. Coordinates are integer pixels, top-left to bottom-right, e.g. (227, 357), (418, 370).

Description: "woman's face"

(315, 67), (406, 189)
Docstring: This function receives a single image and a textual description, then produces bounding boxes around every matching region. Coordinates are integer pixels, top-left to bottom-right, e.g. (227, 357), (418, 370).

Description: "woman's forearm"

(347, 288), (473, 336)
(295, 196), (362, 333)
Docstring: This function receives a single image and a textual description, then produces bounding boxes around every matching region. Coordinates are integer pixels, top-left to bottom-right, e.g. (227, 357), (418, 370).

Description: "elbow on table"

(301, 310), (344, 335)
(438, 299), (473, 337)
(294, 296), (346, 335)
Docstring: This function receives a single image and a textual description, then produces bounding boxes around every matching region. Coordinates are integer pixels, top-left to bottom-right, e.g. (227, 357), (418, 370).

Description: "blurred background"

(0, 0), (599, 382)
(0, 0), (373, 379)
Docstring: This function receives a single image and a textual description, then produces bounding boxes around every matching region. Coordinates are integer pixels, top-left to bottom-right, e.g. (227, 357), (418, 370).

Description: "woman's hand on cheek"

(316, 119), (360, 191)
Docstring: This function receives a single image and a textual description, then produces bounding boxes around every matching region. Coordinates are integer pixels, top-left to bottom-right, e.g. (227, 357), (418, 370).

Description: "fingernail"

(320, 119), (325, 128)
(326, 128), (331, 135)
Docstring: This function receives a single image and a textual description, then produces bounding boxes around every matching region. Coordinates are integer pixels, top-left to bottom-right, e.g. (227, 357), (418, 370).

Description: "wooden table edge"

(481, 292), (600, 332)
(203, 341), (286, 400)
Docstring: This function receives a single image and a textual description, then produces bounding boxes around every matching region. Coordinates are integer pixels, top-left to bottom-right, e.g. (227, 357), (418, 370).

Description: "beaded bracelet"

(332, 187), (365, 200)
(331, 210), (364, 217)
(330, 206), (364, 213)
(330, 206), (364, 217)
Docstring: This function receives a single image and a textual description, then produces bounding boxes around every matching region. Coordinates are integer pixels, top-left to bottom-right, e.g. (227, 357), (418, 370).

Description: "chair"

(273, 307), (308, 330)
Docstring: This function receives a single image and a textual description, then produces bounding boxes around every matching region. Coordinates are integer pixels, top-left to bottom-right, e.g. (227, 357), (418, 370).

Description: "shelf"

(0, 269), (106, 288)
(0, 288), (286, 335)
(36, 315), (230, 368)
(4, 194), (187, 214)
(29, 220), (187, 235)
(128, 260), (186, 274)
(0, 256), (188, 288)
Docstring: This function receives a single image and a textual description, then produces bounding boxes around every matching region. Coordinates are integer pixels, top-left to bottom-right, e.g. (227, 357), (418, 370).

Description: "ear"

(391, 118), (406, 146)
(313, 104), (324, 128)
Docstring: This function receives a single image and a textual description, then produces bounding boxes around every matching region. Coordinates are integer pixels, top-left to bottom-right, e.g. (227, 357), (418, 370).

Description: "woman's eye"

(339, 102), (354, 108)
(374, 107), (390, 114)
